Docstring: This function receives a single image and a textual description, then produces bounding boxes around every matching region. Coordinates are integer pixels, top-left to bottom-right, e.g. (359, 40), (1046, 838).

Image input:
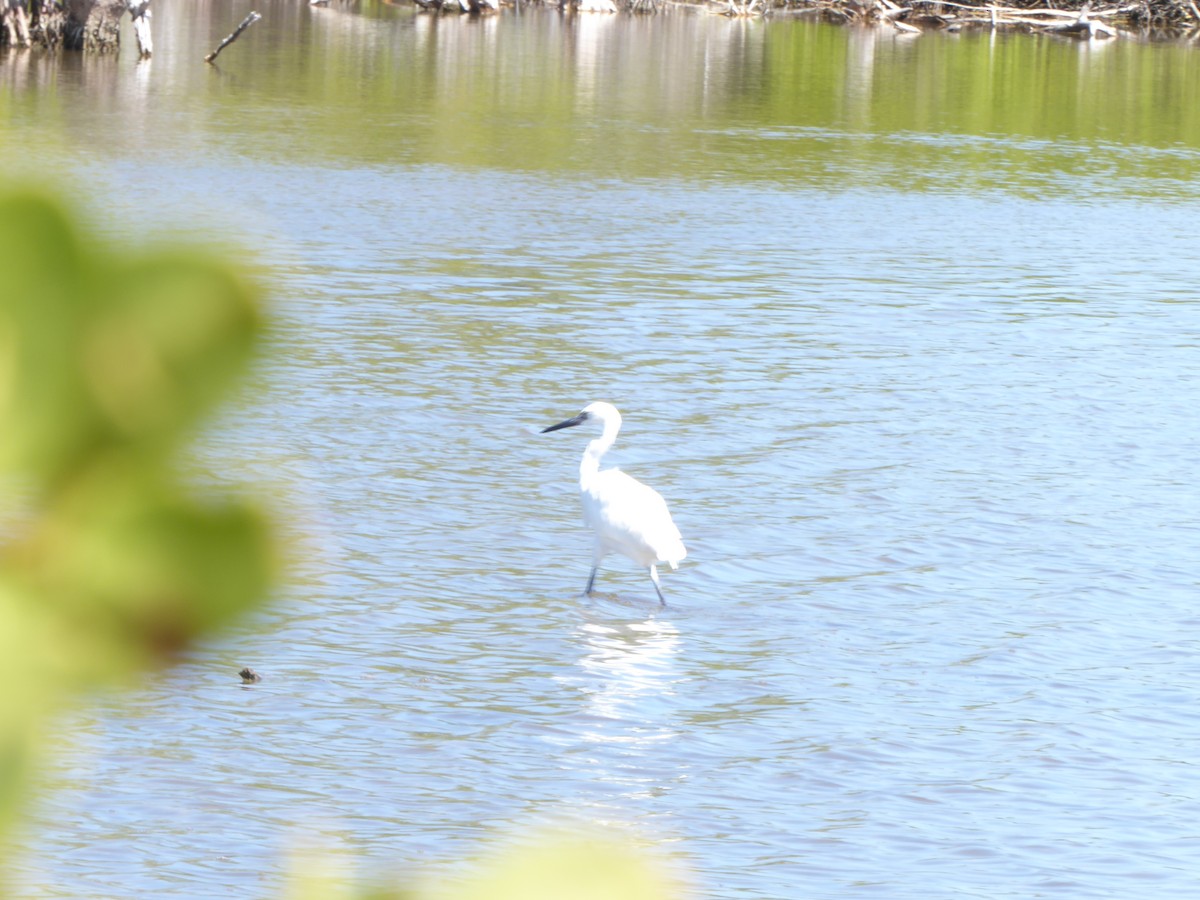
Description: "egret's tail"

(662, 539), (686, 570)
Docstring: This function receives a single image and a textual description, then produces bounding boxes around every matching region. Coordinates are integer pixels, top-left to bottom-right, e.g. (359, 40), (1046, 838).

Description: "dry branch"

(204, 10), (260, 64)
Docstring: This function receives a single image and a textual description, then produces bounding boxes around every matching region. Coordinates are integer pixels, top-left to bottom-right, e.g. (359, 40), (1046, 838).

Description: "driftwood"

(1041, 2), (1118, 34)
(11, 0), (152, 51)
(948, 1), (1120, 35)
(719, 0), (765, 16)
(413, 0), (501, 13)
(127, 0), (150, 57)
(204, 10), (261, 64)
(2, 0), (31, 47)
(795, 0), (1125, 34)
(385, 0), (1187, 32)
(26, 1), (63, 48)
(64, 0), (123, 50)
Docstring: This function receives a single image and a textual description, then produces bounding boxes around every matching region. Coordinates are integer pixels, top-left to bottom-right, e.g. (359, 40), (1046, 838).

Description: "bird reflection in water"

(543, 611), (685, 813)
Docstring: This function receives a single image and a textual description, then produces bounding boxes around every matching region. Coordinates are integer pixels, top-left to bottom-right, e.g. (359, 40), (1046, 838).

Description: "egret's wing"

(582, 468), (686, 565)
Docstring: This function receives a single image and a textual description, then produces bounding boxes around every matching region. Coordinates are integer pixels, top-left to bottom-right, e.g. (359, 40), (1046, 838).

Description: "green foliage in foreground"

(0, 190), (276, 836)
(285, 830), (681, 900)
(0, 192), (681, 898)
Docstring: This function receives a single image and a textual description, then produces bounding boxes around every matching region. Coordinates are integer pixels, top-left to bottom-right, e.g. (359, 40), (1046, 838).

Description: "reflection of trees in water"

(407, 10), (772, 122)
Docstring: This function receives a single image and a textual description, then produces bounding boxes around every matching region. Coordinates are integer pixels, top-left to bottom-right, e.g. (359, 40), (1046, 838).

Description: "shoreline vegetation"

(1, 0), (1196, 57)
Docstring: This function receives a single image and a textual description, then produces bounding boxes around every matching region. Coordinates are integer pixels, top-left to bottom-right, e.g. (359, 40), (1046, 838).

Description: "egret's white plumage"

(542, 401), (686, 605)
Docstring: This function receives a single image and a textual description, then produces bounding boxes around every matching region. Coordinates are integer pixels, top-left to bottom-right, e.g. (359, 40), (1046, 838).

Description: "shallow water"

(6, 3), (1200, 897)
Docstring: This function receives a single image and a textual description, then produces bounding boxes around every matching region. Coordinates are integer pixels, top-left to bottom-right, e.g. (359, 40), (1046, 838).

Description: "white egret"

(541, 402), (686, 606)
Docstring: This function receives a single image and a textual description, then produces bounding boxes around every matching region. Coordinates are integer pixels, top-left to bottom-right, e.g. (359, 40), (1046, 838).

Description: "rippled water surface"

(6, 2), (1200, 897)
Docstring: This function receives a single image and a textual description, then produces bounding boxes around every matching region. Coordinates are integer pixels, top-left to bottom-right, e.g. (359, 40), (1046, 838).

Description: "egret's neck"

(578, 419), (619, 488)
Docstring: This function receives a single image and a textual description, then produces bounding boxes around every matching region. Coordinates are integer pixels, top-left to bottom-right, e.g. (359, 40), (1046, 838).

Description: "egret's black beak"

(541, 412), (589, 433)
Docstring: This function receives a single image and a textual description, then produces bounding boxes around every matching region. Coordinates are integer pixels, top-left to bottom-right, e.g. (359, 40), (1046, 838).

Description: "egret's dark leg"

(649, 565), (667, 607)
(585, 566), (598, 595)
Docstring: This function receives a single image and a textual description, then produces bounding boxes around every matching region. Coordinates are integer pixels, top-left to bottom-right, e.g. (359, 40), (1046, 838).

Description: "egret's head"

(541, 401), (621, 434)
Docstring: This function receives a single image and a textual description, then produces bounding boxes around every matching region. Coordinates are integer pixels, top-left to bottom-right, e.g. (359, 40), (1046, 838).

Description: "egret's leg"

(649, 565), (667, 607)
(584, 566), (598, 595)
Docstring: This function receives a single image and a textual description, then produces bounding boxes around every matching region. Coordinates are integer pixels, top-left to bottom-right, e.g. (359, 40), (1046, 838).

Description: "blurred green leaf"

(444, 832), (682, 900)
(0, 192), (89, 480)
(0, 192), (261, 484)
(15, 468), (276, 672)
(0, 190), (276, 842)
